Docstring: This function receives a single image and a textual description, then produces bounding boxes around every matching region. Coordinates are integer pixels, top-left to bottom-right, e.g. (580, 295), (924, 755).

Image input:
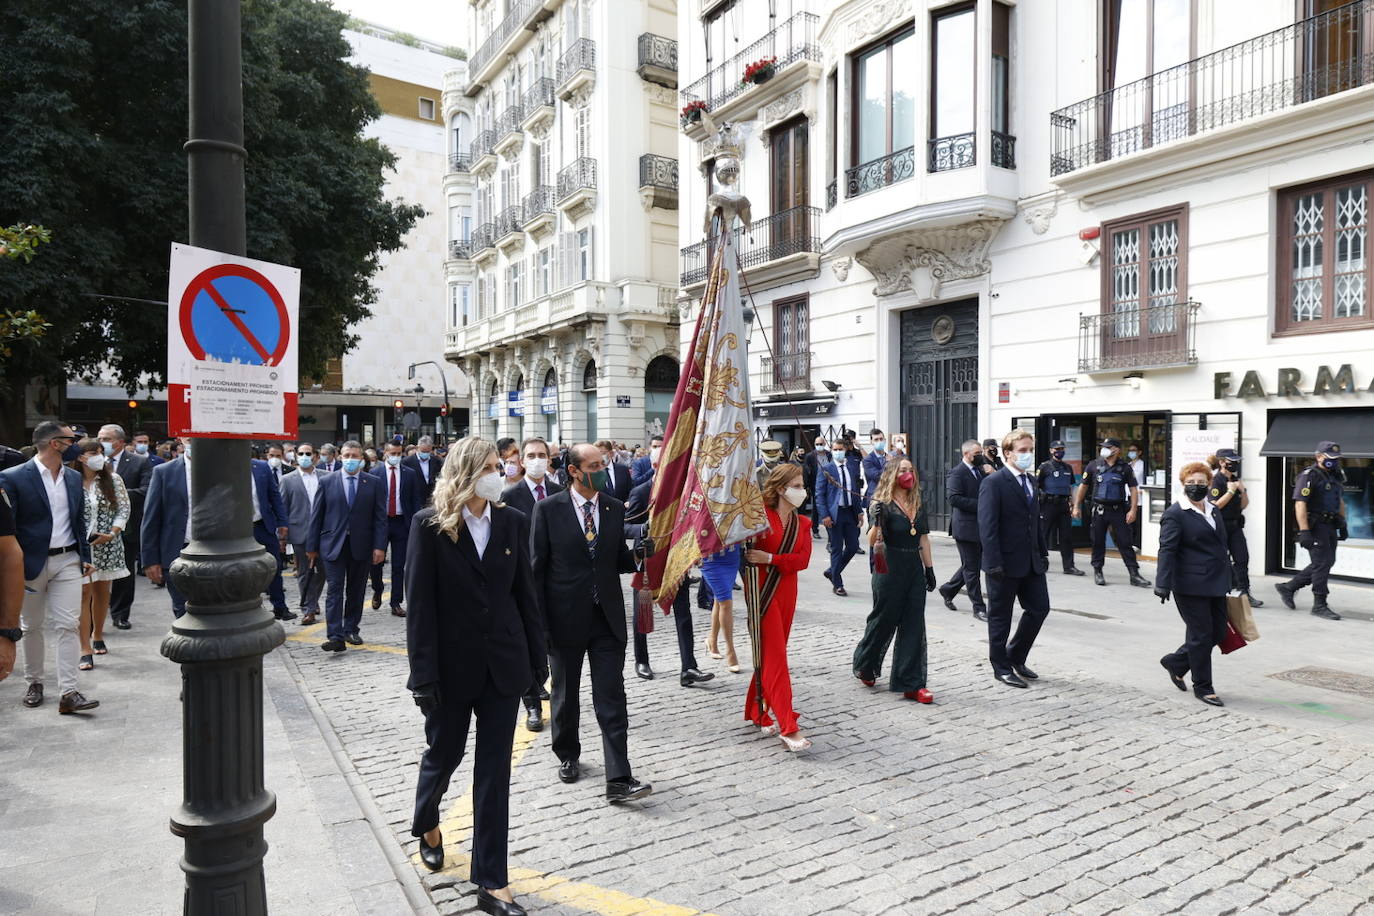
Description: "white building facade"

(443, 0), (682, 448)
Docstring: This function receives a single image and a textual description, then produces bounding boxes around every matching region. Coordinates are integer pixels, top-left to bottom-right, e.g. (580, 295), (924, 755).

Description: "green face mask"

(587, 468), (610, 492)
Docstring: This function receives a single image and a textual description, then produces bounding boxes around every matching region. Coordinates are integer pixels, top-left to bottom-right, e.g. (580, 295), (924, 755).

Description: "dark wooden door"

(769, 116), (810, 258)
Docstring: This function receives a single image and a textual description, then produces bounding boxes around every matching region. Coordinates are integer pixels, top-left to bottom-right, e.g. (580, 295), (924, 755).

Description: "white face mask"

(268, 457), (282, 470)
(783, 486), (807, 507)
(1100, 447), (1113, 459)
(475, 471), (505, 502)
(524, 457), (548, 478)
(650, 447), (661, 464)
(85, 454), (107, 472)
(504, 460), (521, 478)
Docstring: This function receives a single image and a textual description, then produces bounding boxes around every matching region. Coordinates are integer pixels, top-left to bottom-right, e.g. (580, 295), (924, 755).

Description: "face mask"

(585, 468), (610, 492)
(504, 460), (520, 478)
(135, 443), (149, 455)
(1127, 451), (1139, 460)
(181, 442), (191, 458)
(1224, 462), (1239, 475)
(971, 454), (987, 467)
(1100, 448), (1114, 459)
(297, 455), (314, 469)
(285, 451), (295, 462)
(873, 440), (886, 452)
(475, 471), (505, 502)
(783, 486), (807, 507)
(524, 457), (548, 478)
(418, 450), (431, 459)
(650, 447), (661, 464)
(386, 454), (402, 467)
(85, 454), (107, 472)
(1051, 450), (1065, 460)
(897, 471), (915, 489)
(100, 441), (115, 456)
(342, 458), (363, 474)
(1184, 483), (1209, 502)
(1014, 452), (1035, 471)
(1321, 457), (1339, 470)
(268, 457), (282, 470)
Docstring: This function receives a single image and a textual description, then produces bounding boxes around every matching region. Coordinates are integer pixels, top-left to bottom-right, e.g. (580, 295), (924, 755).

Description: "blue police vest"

(1301, 468), (1342, 515)
(1040, 461), (1073, 496)
(1091, 460), (1128, 502)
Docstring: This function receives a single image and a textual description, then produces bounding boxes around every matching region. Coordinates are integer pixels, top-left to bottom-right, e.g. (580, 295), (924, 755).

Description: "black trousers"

(940, 539), (986, 613)
(108, 532), (138, 622)
(549, 611), (632, 783)
(1039, 498), (1076, 570)
(1223, 523), (1251, 591)
(1288, 519), (1338, 598)
(370, 515), (410, 607)
(410, 685), (519, 890)
(1090, 503), (1139, 572)
(985, 570), (1050, 677)
(1161, 593), (1227, 695)
(632, 586), (698, 671)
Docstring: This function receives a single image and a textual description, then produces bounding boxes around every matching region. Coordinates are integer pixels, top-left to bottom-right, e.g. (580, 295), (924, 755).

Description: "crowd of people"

(0, 415), (1352, 916)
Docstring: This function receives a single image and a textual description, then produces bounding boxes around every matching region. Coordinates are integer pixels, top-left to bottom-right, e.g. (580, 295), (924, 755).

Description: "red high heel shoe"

(904, 688), (933, 704)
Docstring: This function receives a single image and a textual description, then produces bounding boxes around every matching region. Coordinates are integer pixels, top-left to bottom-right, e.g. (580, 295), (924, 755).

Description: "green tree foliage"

(0, 0), (423, 399)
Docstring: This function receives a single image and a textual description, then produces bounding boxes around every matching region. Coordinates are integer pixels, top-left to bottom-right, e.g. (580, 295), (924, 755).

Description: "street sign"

(167, 243), (299, 438)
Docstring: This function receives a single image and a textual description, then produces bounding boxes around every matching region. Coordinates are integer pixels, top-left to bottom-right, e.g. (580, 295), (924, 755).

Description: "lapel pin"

(504, 547), (511, 555)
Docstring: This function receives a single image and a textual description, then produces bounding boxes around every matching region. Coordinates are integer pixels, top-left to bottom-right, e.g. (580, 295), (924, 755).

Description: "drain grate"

(1268, 666), (1374, 699)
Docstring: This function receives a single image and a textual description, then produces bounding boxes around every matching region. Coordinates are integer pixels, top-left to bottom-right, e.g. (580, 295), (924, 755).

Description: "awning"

(1259, 408), (1374, 458)
(753, 397), (837, 420)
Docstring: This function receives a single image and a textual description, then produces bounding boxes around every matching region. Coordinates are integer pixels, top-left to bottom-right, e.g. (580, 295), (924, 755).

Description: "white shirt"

(416, 453), (433, 482)
(1131, 459), (1146, 490)
(463, 503), (493, 558)
(183, 455), (194, 543)
(299, 468), (320, 507)
(1181, 499), (1217, 530)
(33, 457), (74, 548)
(524, 475), (549, 499)
(250, 471), (262, 523)
(569, 486), (599, 536)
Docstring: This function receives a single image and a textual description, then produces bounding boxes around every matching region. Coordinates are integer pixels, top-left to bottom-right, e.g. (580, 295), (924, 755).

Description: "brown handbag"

(1225, 593), (1260, 641)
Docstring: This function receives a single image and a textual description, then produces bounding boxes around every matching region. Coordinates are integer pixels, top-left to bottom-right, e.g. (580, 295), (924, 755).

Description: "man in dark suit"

(861, 428), (888, 504)
(99, 424), (152, 629)
(802, 436), (827, 537)
(141, 449), (192, 617)
(249, 457), (294, 621)
(979, 429), (1052, 689)
(0, 421), (97, 712)
(369, 440), (421, 617)
(402, 435), (440, 507)
(281, 443), (327, 624)
(815, 444), (864, 596)
(317, 443), (341, 474)
(501, 437), (559, 731)
(307, 441), (386, 652)
(939, 439), (990, 622)
(594, 439), (633, 503)
(530, 443), (652, 804)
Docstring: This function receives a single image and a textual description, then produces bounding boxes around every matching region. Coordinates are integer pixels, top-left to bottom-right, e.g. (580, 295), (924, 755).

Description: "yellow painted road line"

(283, 621), (408, 656)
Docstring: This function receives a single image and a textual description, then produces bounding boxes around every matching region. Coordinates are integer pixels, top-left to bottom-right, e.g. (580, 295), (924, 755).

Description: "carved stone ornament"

(831, 257), (852, 283)
(760, 89), (806, 146)
(931, 315), (955, 345)
(529, 122), (550, 142)
(569, 85), (594, 109)
(855, 219), (1005, 298)
(627, 321), (646, 348)
(848, 0), (914, 45)
(644, 84), (675, 107)
(1023, 198), (1058, 235)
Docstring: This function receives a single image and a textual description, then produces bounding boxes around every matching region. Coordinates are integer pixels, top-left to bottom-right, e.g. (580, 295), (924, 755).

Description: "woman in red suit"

(743, 464), (814, 751)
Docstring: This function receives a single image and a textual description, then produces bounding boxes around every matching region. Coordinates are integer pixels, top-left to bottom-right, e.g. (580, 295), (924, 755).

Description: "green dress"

(852, 499), (929, 692)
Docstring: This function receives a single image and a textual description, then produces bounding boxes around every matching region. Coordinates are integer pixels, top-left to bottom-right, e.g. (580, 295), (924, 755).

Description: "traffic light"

(440, 403), (449, 417)
(127, 400), (139, 409)
(392, 398), (403, 411)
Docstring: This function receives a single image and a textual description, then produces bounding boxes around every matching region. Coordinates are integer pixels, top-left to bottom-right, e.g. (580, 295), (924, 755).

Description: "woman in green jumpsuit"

(852, 458), (938, 702)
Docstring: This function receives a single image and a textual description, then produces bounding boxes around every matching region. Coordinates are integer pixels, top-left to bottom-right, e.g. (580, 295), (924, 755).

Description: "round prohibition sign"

(178, 262), (291, 366)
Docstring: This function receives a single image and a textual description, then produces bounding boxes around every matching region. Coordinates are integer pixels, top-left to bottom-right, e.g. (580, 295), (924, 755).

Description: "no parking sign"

(166, 243), (300, 438)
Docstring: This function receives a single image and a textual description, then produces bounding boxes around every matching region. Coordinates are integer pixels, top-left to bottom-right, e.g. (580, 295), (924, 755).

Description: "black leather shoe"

(973, 609), (988, 622)
(1093, 569), (1106, 586)
(371, 594), (382, 610)
(635, 662), (654, 680)
(1160, 659), (1187, 692)
(537, 685), (550, 702)
(1243, 591), (1264, 608)
(822, 569), (832, 582)
(345, 633), (363, 645)
(274, 608), (298, 621)
(321, 639), (346, 653)
(1064, 566), (1086, 576)
(938, 586), (957, 611)
(1197, 693), (1225, 707)
(833, 586), (848, 597)
(1013, 664), (1038, 680)
(558, 759), (580, 783)
(1312, 604), (1342, 621)
(680, 667), (715, 687)
(606, 778), (653, 803)
(476, 887), (526, 916)
(995, 672), (1029, 688)
(113, 617), (132, 630)
(418, 831), (444, 871)
(855, 548), (865, 555)
(1275, 582), (1297, 609)
(1129, 573), (1153, 588)
(23, 683), (43, 708)
(524, 705), (543, 732)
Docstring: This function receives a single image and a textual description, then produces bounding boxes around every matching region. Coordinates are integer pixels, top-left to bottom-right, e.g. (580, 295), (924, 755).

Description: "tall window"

(476, 276), (487, 319)
(772, 295), (809, 385)
(1277, 172), (1374, 334)
(507, 260), (524, 309)
(1100, 0), (1194, 152)
(1101, 205), (1187, 342)
(450, 284), (472, 326)
(991, 2), (1013, 168)
(770, 117), (810, 250)
(826, 69), (838, 208)
(852, 27), (915, 170)
(536, 246), (554, 297)
(930, 6), (975, 171)
(577, 227), (594, 280)
(575, 105), (590, 160)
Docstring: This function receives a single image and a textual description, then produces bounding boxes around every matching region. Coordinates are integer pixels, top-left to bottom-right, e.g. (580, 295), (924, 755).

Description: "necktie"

(1021, 473), (1034, 506)
(346, 474), (356, 507)
(535, 483), (545, 501)
(388, 467), (398, 516)
(840, 464), (850, 507)
(581, 500), (597, 557)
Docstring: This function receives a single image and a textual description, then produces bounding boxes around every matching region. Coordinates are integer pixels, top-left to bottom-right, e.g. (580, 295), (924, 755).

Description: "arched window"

(582, 360), (598, 391)
(582, 360), (597, 440)
(644, 355), (679, 437)
(645, 355), (680, 391)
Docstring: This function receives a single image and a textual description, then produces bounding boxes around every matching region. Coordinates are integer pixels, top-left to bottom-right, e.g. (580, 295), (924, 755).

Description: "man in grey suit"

(100, 424), (152, 629)
(141, 447), (193, 618)
(281, 442), (328, 624)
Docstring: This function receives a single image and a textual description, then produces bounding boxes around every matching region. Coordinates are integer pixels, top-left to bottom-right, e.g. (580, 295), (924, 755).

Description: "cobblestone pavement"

(279, 542), (1374, 916)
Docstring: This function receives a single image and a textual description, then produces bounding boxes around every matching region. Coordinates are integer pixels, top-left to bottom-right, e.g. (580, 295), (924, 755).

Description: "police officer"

(1276, 441), (1345, 621)
(756, 440), (786, 490)
(1207, 448), (1263, 608)
(1036, 440), (1084, 576)
(981, 439), (1005, 472)
(1073, 437), (1151, 588)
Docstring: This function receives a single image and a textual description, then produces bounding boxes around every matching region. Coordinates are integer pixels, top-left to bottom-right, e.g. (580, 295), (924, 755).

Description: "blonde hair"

(872, 458), (922, 516)
(761, 463), (803, 508)
(1001, 428), (1034, 455)
(428, 436), (501, 542)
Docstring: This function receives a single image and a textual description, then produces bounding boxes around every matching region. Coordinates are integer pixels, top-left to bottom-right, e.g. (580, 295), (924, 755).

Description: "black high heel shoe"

(418, 831), (444, 871)
(476, 887), (527, 916)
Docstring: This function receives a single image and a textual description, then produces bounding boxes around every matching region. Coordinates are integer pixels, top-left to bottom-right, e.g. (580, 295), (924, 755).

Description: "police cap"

(759, 440), (784, 457)
(1317, 441), (1341, 455)
(1216, 448), (1240, 462)
(1101, 437), (1122, 449)
(1049, 440), (1065, 449)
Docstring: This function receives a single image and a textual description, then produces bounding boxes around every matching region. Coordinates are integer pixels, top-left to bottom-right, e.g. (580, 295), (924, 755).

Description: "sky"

(323, 0), (465, 48)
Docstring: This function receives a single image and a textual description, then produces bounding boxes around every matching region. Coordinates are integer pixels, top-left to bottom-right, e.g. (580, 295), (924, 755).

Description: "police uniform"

(1206, 448), (1262, 606)
(1081, 445), (1149, 585)
(1035, 440), (1082, 574)
(1278, 441), (1345, 619)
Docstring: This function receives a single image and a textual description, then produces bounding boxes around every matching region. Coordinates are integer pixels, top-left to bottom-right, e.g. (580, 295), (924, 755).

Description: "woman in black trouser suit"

(1154, 461), (1233, 708)
(406, 437), (545, 916)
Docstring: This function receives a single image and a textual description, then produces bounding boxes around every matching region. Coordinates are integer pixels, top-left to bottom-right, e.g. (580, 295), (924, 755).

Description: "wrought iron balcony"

(469, 129), (495, 162)
(680, 12), (819, 113)
(991, 131), (1016, 169)
(472, 222), (495, 255)
(928, 133), (975, 172)
(1051, 0), (1374, 176)
(495, 105), (524, 144)
(448, 238), (472, 260)
(522, 77), (554, 116)
(468, 0), (541, 78)
(557, 157), (597, 202)
(522, 186), (554, 225)
(826, 180), (836, 211)
(1078, 301), (1200, 373)
(449, 152), (472, 173)
(495, 205), (522, 241)
(556, 38), (596, 98)
(846, 146), (916, 199)
(760, 352), (814, 395)
(637, 33), (678, 88)
(638, 154), (678, 191)
(679, 204), (822, 287)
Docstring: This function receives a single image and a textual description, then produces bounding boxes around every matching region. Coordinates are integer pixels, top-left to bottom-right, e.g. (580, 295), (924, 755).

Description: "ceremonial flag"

(641, 220), (767, 609)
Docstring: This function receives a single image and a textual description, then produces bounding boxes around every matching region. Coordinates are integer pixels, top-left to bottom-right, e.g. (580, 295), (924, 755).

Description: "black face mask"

(971, 454), (987, 467)
(1184, 484), (1209, 502)
(1051, 450), (1065, 460)
(1224, 462), (1239, 475)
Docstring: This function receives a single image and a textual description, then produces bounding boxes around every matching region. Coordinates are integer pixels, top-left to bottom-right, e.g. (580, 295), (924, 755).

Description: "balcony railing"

(679, 204), (822, 286)
(495, 105), (524, 143)
(469, 129), (495, 162)
(760, 352), (813, 394)
(638, 154), (678, 191)
(448, 238), (472, 260)
(991, 131), (1016, 169)
(929, 133), (975, 172)
(557, 157), (597, 202)
(449, 152), (472, 173)
(846, 146), (916, 199)
(680, 12), (820, 112)
(523, 77), (554, 113)
(522, 185), (554, 224)
(638, 33), (678, 87)
(557, 38), (597, 88)
(472, 222), (495, 254)
(495, 205), (522, 240)
(469, 0), (541, 76)
(1078, 301), (1200, 373)
(1052, 0), (1374, 176)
